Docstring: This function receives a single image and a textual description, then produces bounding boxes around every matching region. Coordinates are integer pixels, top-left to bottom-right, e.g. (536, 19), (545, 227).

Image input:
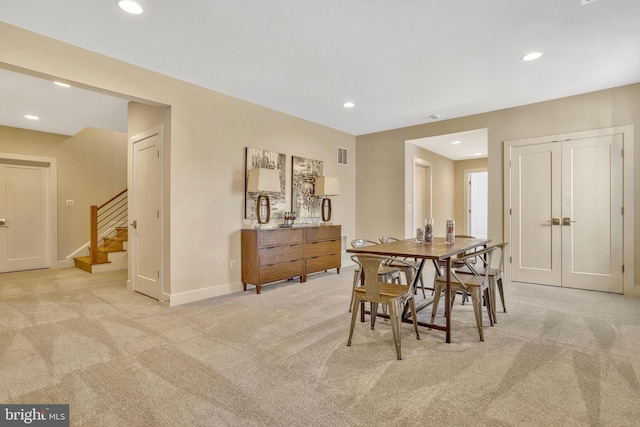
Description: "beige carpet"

(1, 266), (639, 426)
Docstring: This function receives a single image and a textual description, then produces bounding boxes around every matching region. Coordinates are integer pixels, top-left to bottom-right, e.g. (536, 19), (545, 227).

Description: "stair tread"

(74, 255), (110, 265)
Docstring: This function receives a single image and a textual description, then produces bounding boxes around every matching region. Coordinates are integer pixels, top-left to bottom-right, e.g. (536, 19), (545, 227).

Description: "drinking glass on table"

(416, 227), (425, 244)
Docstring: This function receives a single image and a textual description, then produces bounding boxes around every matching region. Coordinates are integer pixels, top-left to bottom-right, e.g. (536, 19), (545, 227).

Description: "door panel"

(561, 136), (623, 292)
(0, 164), (49, 273)
(468, 170), (487, 239)
(511, 143), (561, 286)
(414, 164), (427, 232)
(131, 130), (162, 300)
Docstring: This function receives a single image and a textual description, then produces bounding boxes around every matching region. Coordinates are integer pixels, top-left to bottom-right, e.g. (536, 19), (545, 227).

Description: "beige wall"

(0, 22), (356, 304)
(357, 84), (639, 294)
(0, 125), (127, 260)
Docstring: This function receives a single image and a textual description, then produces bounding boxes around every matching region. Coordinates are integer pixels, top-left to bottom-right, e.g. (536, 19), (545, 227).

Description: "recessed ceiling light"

(473, 153), (483, 156)
(54, 81), (71, 87)
(25, 115), (39, 120)
(451, 140), (461, 145)
(343, 102), (355, 108)
(118, 0), (143, 15)
(521, 51), (542, 61)
(430, 114), (440, 120)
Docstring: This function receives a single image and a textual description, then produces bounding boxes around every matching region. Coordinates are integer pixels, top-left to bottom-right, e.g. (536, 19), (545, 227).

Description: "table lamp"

(247, 168), (281, 225)
(314, 176), (340, 224)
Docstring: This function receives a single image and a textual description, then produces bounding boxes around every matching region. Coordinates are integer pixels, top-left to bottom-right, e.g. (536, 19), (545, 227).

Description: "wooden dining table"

(347, 236), (490, 343)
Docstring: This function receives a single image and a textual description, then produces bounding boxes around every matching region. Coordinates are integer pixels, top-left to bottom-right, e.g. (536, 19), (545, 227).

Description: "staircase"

(74, 189), (128, 273)
(74, 226), (128, 273)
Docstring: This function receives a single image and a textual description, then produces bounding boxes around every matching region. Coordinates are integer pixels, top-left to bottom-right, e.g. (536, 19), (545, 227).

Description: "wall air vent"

(338, 147), (348, 166)
(581, 0), (597, 5)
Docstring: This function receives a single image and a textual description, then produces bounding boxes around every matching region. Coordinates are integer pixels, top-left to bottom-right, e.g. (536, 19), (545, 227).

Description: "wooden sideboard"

(241, 225), (341, 294)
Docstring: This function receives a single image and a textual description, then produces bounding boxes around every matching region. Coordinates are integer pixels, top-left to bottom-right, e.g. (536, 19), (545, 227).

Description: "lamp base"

(256, 194), (271, 225)
(321, 197), (332, 223)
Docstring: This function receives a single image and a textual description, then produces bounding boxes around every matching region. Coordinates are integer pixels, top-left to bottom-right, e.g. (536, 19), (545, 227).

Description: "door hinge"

(621, 148), (624, 158)
(157, 210), (160, 218)
(622, 265), (625, 273)
(509, 208), (512, 215)
(509, 256), (512, 264)
(157, 150), (160, 158)
(158, 270), (160, 278)
(621, 206), (624, 215)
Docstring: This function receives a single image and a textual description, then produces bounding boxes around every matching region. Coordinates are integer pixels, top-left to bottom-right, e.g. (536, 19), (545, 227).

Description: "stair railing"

(90, 189), (128, 264)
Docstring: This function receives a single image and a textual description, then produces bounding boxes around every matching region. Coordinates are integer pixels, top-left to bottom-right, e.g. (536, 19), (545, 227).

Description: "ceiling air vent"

(581, 0), (597, 5)
(338, 147), (348, 166)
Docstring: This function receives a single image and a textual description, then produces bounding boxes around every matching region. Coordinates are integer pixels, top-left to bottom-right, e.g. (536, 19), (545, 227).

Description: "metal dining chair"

(430, 245), (497, 341)
(456, 242), (509, 322)
(349, 239), (402, 312)
(348, 255), (420, 360)
(379, 236), (428, 298)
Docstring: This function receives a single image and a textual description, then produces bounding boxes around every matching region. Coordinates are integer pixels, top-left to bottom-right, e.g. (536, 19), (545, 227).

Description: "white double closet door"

(508, 133), (623, 293)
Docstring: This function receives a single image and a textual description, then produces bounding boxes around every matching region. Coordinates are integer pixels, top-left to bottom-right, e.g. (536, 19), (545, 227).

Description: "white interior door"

(510, 142), (562, 286)
(509, 135), (623, 293)
(131, 129), (162, 300)
(561, 136), (623, 292)
(466, 170), (488, 239)
(0, 163), (49, 273)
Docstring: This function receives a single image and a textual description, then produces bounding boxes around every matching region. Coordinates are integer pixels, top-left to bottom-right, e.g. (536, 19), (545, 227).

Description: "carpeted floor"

(0, 266), (639, 426)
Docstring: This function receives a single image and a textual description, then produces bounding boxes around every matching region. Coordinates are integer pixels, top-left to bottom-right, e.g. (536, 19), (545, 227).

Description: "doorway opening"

(405, 128), (488, 239)
(465, 168), (488, 239)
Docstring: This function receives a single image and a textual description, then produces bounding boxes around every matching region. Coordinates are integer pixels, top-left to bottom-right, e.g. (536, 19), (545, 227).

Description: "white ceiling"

(409, 129), (488, 161)
(1, 0), (639, 153)
(0, 68), (129, 136)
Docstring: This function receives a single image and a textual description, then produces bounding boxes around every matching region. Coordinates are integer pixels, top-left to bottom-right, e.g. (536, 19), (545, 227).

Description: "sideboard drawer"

(305, 240), (340, 258)
(259, 244), (304, 266)
(259, 228), (304, 246)
(260, 260), (305, 284)
(306, 225), (341, 242)
(306, 253), (341, 274)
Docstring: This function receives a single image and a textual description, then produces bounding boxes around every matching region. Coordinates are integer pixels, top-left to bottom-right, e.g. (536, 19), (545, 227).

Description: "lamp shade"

(314, 176), (340, 197)
(247, 168), (281, 193)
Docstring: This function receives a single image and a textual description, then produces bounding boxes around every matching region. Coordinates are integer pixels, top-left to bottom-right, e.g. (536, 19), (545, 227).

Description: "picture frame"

(245, 147), (286, 220)
(291, 156), (323, 222)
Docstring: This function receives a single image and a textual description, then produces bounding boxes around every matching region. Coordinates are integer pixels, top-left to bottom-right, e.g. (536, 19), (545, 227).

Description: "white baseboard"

(168, 281), (245, 306)
(57, 259), (74, 268)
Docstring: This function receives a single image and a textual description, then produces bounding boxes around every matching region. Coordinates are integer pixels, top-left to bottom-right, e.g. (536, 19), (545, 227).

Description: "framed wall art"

(245, 147), (286, 220)
(291, 156), (323, 222)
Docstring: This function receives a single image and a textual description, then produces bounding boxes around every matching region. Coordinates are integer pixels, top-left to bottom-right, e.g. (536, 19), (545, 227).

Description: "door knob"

(547, 217), (560, 226)
(562, 217), (576, 226)
(130, 220), (137, 229)
(0, 218), (8, 227)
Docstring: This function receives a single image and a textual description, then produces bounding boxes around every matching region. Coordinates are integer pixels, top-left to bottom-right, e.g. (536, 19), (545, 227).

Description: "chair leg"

(430, 282), (443, 323)
(388, 302), (402, 360)
(370, 302), (378, 330)
(488, 277), (497, 324)
(484, 288), (494, 327)
(497, 277), (506, 312)
(347, 294), (362, 346)
(419, 275), (426, 298)
(349, 270), (360, 313)
(469, 289), (484, 342)
(409, 299), (420, 340)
